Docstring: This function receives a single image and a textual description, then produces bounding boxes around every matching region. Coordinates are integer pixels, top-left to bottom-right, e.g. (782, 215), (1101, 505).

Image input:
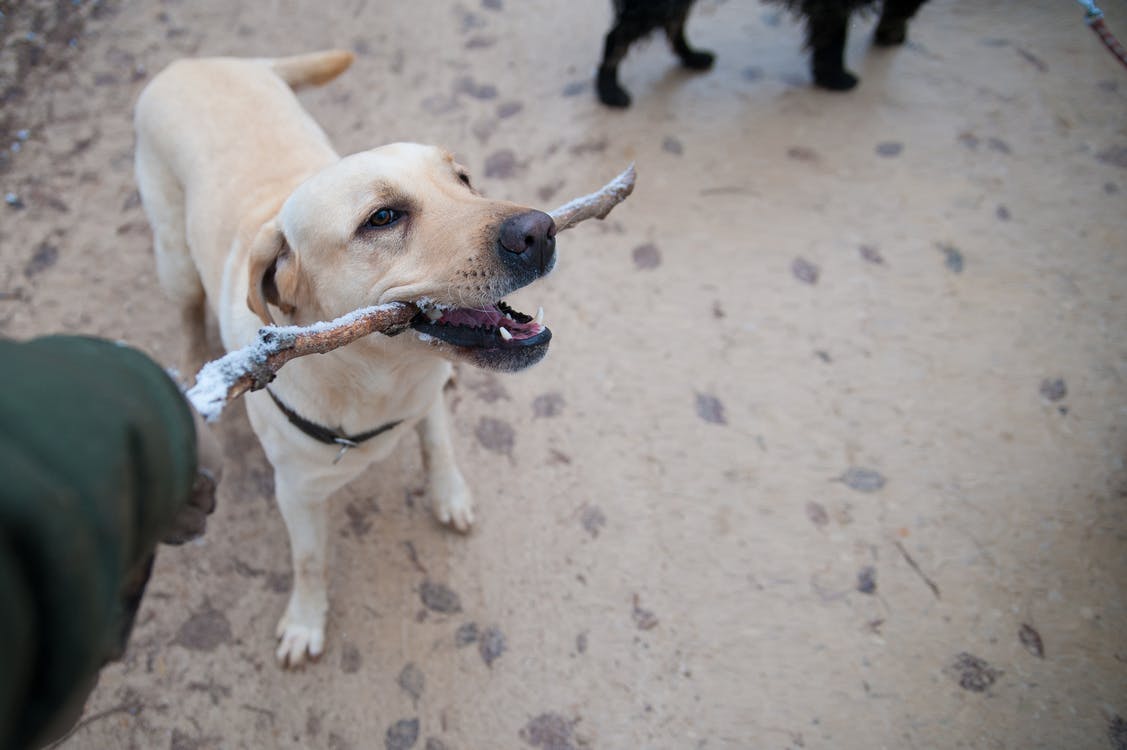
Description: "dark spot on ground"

(562, 80), (587, 97)
(695, 392), (727, 425)
(805, 501), (829, 528)
(859, 244), (884, 265)
(421, 95), (459, 115)
(266, 571), (292, 594)
(792, 257), (819, 284)
(345, 499), (376, 537)
(663, 136), (683, 155)
(1018, 623), (1045, 658)
(1096, 146), (1127, 169)
(787, 146), (819, 162)
(537, 181), (564, 202)
(24, 241), (58, 278)
(455, 622), (479, 647)
(632, 242), (661, 270)
(712, 301), (725, 318)
(306, 709), (323, 737)
(479, 625), (507, 667)
(936, 243), (964, 273)
(1105, 182), (1120, 195)
(497, 101), (522, 118)
(520, 713), (576, 750)
(742, 66), (763, 81)
(328, 733), (352, 750)
(420, 580), (463, 614)
(341, 642), (362, 674)
(459, 10), (485, 32)
(632, 594), (659, 630)
(947, 652), (1002, 692)
(815, 350), (832, 363)
(532, 392), (565, 418)
(425, 739), (449, 750)
(996, 204), (1011, 221)
(857, 566), (877, 594)
(981, 37), (1009, 47)
(386, 718), (420, 750)
(958, 132), (980, 150)
(466, 372), (509, 403)
(875, 141), (903, 157)
(455, 76), (498, 100)
(581, 505), (606, 538)
(121, 190), (141, 211)
(548, 449), (572, 465)
(484, 149), (520, 179)
(987, 137), (1011, 155)
(1040, 378), (1067, 402)
(475, 417), (515, 455)
(398, 662), (425, 702)
(568, 139), (607, 157)
(482, 0), (502, 9)
(465, 35), (497, 49)
(173, 606), (232, 652)
(576, 632), (588, 654)
(472, 118), (497, 143)
(840, 467), (886, 493)
(1109, 715), (1127, 750)
(1016, 47), (1048, 72)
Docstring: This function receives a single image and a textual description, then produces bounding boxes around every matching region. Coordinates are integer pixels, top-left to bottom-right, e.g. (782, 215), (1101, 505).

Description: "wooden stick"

(186, 164), (637, 421)
(550, 163), (636, 232)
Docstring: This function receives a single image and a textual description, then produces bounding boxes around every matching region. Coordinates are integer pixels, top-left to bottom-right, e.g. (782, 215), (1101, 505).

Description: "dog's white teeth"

(535, 306), (544, 326)
(426, 308), (442, 321)
(499, 326), (513, 341)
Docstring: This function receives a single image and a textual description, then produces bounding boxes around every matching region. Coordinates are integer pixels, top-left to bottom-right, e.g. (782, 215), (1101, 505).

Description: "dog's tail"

(269, 50), (355, 90)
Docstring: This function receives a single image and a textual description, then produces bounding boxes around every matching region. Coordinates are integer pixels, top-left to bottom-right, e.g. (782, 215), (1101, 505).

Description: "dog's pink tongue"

(439, 308), (502, 328)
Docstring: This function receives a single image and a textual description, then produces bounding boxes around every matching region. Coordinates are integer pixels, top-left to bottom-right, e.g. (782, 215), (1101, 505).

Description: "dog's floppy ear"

(246, 220), (304, 325)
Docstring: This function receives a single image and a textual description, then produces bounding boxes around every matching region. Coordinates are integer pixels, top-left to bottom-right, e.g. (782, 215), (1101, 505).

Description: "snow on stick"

(185, 164), (636, 421)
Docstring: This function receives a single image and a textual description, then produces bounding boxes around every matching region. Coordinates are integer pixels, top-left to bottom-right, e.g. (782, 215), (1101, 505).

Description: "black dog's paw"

(597, 69), (632, 108)
(813, 67), (859, 91)
(874, 19), (909, 46)
(680, 49), (716, 71)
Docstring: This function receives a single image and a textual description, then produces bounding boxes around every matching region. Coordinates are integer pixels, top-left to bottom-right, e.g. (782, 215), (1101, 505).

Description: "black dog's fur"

(596, 0), (929, 107)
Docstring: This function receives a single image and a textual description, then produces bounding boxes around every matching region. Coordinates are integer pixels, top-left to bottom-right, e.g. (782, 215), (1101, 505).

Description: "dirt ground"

(2, 0), (1126, 748)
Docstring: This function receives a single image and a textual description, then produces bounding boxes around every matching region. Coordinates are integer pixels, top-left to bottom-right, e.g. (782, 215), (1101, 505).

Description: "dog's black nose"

(498, 210), (556, 275)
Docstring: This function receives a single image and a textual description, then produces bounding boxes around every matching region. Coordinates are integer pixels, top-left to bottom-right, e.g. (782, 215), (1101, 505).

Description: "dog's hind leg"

(135, 146), (209, 379)
(664, 3), (715, 71)
(597, 16), (644, 108)
(416, 394), (474, 533)
(804, 5), (858, 91)
(874, 0), (927, 46)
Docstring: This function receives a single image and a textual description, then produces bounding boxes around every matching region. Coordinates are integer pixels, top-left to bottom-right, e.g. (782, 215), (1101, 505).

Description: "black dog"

(596, 0), (929, 107)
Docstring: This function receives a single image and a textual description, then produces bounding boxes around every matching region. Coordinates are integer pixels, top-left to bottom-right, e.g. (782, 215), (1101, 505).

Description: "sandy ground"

(2, 0), (1126, 748)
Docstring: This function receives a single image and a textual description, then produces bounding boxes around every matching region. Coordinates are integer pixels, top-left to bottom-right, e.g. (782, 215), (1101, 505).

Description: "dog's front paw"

(275, 608), (326, 669)
(813, 68), (859, 91)
(680, 49), (715, 71)
(430, 471), (475, 533)
(596, 69), (632, 108)
(874, 19), (909, 46)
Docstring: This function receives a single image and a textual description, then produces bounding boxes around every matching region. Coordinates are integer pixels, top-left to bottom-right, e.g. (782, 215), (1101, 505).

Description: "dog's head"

(247, 142), (554, 372)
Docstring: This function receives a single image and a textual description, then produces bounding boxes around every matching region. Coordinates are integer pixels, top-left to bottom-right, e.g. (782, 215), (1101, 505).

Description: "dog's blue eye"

(367, 208), (401, 228)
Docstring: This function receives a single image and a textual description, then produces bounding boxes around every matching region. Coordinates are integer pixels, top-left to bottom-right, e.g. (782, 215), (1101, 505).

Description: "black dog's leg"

(665, 4), (715, 71)
(875, 0), (927, 46)
(806, 8), (857, 91)
(597, 21), (641, 108)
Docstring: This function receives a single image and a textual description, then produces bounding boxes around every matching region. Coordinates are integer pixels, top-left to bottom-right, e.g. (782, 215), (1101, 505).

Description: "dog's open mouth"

(410, 300), (551, 371)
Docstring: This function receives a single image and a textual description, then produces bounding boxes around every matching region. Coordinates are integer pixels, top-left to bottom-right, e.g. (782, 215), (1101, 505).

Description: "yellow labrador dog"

(134, 51), (554, 667)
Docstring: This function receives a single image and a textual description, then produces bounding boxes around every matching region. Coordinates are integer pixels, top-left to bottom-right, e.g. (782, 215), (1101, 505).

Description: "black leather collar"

(267, 388), (401, 449)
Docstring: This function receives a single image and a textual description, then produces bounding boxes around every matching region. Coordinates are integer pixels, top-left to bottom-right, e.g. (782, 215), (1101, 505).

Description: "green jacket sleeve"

(0, 335), (197, 750)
